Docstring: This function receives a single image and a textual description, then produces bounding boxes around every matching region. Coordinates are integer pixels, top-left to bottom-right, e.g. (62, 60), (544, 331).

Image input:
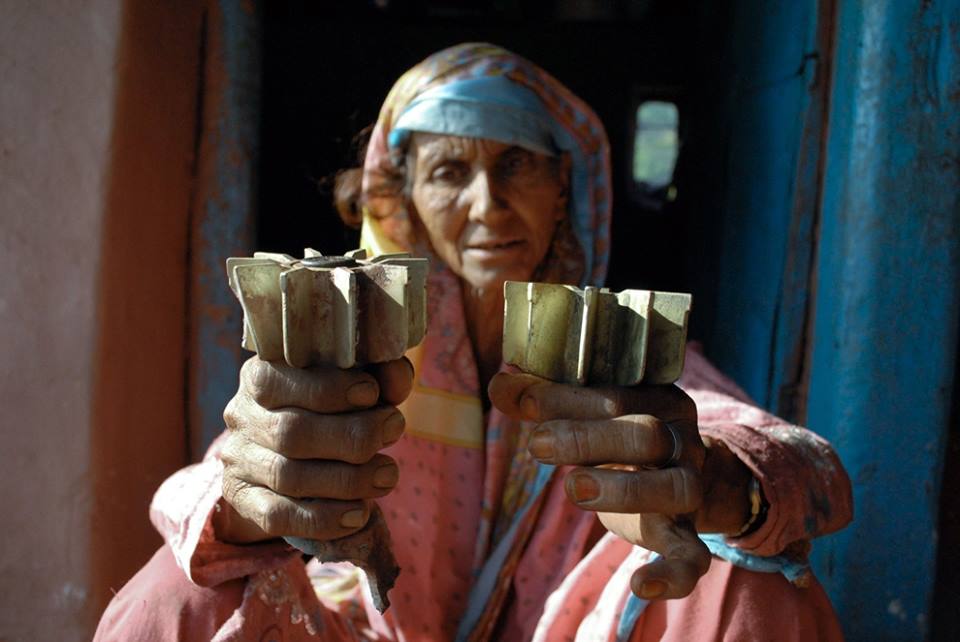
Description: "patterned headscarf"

(360, 42), (612, 288)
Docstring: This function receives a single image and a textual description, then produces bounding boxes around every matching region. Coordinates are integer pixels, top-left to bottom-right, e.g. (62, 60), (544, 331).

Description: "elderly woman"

(96, 44), (851, 641)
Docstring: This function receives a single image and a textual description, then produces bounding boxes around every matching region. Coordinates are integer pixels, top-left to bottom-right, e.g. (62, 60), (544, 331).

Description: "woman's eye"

(498, 149), (535, 177)
(429, 162), (468, 184)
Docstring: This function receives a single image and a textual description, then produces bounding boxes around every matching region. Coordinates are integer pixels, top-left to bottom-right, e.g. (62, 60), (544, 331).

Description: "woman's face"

(408, 133), (570, 292)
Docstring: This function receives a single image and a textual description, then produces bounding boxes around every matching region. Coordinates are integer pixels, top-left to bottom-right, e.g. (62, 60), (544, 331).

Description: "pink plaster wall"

(0, 2), (121, 640)
(88, 0), (202, 628)
(1, 2), (203, 639)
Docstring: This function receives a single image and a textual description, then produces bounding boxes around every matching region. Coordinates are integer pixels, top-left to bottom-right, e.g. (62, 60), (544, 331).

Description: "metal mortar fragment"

(502, 281), (692, 386)
(226, 247), (428, 612)
(285, 504), (398, 613)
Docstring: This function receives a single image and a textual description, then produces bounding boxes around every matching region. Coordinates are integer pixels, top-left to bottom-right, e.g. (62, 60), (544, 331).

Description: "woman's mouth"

(463, 239), (526, 262)
(466, 239), (524, 251)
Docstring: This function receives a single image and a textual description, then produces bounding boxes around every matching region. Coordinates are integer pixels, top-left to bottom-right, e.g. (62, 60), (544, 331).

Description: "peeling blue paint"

(190, 0), (259, 456)
(704, 1), (959, 638)
(706, 0), (821, 413)
(808, 1), (960, 639)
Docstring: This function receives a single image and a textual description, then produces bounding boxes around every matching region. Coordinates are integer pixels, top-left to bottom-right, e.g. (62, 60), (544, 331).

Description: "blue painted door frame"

(707, 1), (959, 639)
(704, 0), (828, 420)
(807, 1), (960, 639)
(188, 0), (259, 459)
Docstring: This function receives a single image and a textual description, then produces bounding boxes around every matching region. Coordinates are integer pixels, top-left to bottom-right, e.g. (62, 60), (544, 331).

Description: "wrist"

(212, 498), (276, 544)
(695, 437), (756, 535)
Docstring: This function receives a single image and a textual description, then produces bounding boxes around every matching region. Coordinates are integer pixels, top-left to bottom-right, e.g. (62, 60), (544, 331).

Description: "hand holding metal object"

(225, 248), (428, 612)
(496, 282), (716, 601)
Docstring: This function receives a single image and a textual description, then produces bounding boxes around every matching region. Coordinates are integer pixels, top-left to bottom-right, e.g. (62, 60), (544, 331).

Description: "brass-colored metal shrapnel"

(226, 248), (428, 369)
(503, 281), (692, 386)
(225, 248), (429, 613)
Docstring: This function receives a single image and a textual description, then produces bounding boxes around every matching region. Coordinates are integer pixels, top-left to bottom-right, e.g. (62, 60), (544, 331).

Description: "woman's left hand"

(489, 372), (754, 600)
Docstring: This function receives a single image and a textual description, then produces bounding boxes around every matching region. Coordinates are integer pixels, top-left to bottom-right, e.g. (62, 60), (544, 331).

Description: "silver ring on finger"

(664, 423), (683, 466)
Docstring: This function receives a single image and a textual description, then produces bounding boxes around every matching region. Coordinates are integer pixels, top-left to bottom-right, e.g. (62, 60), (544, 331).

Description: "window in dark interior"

(630, 99), (679, 211)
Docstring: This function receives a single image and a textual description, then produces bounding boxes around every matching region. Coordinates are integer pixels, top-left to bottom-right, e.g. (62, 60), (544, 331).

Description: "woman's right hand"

(214, 356), (413, 544)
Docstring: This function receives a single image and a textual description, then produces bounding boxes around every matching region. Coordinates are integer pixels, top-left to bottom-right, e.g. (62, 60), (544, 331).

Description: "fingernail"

(382, 412), (406, 445)
(569, 473), (600, 502)
(340, 509), (367, 528)
(373, 463), (399, 488)
(347, 381), (378, 406)
(520, 395), (539, 421)
(529, 427), (555, 460)
(639, 580), (667, 599)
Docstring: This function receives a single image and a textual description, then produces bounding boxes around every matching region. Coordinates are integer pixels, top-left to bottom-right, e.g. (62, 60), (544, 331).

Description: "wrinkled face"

(408, 133), (570, 292)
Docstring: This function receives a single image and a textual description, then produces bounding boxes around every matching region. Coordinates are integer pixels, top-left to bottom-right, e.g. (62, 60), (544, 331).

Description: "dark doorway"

(255, 0), (730, 332)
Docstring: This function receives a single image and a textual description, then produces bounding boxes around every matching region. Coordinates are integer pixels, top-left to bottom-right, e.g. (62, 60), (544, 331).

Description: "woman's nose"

(464, 170), (506, 221)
